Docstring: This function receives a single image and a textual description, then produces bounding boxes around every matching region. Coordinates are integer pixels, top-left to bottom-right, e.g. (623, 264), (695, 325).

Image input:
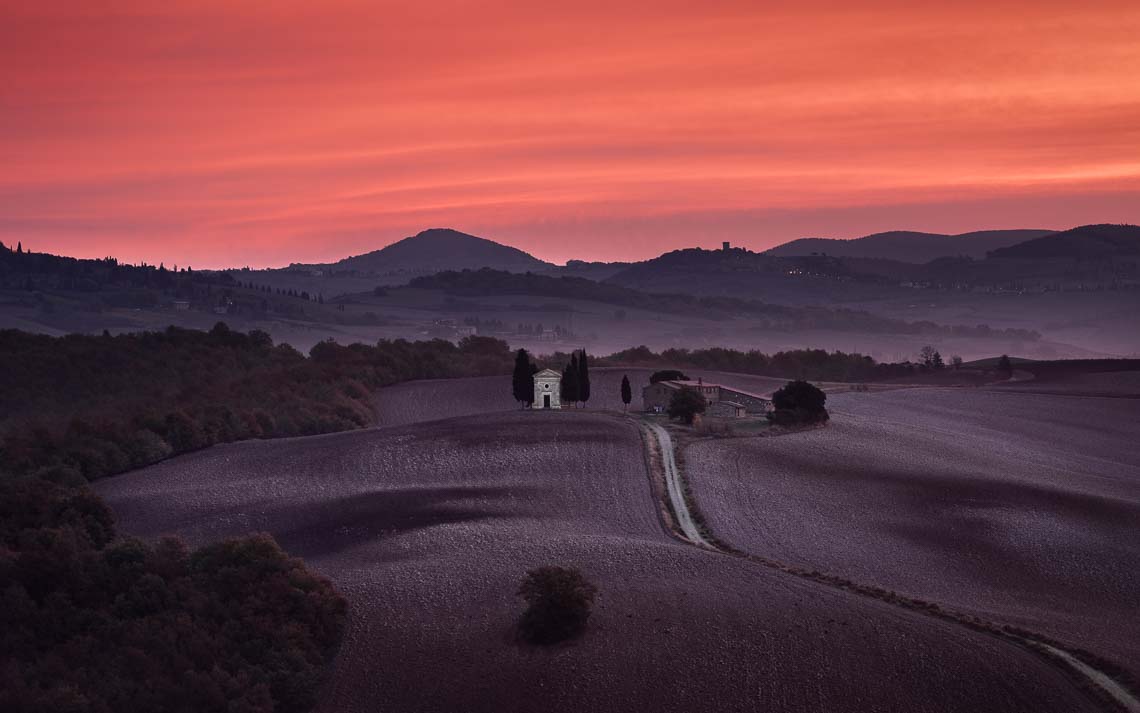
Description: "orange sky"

(2, 1), (1139, 267)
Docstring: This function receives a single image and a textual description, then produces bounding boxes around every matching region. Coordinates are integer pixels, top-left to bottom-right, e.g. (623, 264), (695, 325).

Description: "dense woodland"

(0, 327), (517, 711)
(0, 328), (517, 483)
(0, 242), (346, 321)
(0, 478), (346, 713)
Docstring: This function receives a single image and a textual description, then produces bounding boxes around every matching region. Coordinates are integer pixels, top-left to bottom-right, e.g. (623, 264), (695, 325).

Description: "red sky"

(2, 1), (1139, 267)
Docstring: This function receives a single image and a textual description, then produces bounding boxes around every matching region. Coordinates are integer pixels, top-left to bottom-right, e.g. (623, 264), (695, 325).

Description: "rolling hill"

(329, 228), (553, 274)
(95, 408), (1107, 713)
(766, 229), (1055, 263)
(987, 224), (1140, 260)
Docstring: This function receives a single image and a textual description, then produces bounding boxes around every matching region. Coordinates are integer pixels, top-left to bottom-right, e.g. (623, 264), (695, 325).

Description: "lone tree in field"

(512, 348), (535, 408)
(667, 388), (707, 425)
(577, 349), (590, 407)
(997, 354), (1013, 377)
(620, 374), (632, 412)
(517, 566), (598, 645)
(768, 380), (828, 425)
(650, 369), (688, 384)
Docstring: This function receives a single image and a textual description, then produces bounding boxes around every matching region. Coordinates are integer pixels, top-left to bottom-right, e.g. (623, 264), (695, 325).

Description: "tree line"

(598, 345), (924, 382)
(0, 327), (518, 484)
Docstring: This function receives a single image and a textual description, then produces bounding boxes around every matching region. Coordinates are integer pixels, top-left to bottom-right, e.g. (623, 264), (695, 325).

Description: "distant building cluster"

(642, 378), (771, 417)
(426, 318), (476, 340)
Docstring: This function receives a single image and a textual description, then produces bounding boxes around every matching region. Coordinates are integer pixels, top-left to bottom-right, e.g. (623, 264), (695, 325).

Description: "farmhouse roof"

(719, 386), (773, 400)
(534, 368), (561, 378)
(663, 380), (772, 400)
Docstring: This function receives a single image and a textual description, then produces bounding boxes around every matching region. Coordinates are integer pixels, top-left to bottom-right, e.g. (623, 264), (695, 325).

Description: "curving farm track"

(95, 383), (1124, 713)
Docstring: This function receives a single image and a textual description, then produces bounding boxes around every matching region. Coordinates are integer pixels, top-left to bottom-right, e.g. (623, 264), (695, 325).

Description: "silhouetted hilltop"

(987, 224), (1140, 260)
(767, 229), (1055, 263)
(331, 228), (552, 274)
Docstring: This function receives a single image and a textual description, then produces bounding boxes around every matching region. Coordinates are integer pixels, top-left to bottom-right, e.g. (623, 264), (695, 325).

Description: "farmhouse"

(533, 368), (562, 409)
(643, 377), (771, 417)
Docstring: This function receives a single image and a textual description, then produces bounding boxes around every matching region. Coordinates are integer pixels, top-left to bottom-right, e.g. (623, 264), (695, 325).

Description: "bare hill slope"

(988, 223), (1140, 259)
(95, 411), (1102, 712)
(687, 388), (1140, 679)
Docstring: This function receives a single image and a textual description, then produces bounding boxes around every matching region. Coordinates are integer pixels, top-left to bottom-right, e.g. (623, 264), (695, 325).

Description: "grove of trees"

(0, 478), (347, 713)
(559, 349), (592, 407)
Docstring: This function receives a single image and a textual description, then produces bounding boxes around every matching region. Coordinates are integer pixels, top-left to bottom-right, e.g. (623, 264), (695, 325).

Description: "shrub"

(517, 566), (598, 645)
(768, 380), (829, 424)
(667, 388), (707, 425)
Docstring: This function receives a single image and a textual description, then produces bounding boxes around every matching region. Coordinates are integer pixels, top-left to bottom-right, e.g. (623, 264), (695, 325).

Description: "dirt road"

(645, 422), (711, 547)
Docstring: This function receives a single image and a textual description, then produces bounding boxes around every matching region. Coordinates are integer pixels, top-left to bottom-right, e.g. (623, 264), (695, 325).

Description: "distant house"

(642, 378), (770, 417)
(212, 304), (229, 315)
(172, 300), (190, 311)
(533, 368), (562, 409)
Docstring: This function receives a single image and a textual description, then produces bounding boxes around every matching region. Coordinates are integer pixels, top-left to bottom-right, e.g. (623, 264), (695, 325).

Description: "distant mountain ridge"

(329, 228), (553, 274)
(987, 224), (1140, 260)
(766, 229), (1056, 263)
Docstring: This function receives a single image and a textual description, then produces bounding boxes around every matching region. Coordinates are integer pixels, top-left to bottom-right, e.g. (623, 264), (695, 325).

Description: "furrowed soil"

(98, 410), (1104, 712)
(688, 388), (1140, 682)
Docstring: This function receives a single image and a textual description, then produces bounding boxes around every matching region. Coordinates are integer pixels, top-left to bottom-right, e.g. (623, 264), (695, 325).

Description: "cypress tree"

(561, 353), (579, 406)
(512, 348), (534, 408)
(577, 349), (590, 407)
(620, 374), (632, 412)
